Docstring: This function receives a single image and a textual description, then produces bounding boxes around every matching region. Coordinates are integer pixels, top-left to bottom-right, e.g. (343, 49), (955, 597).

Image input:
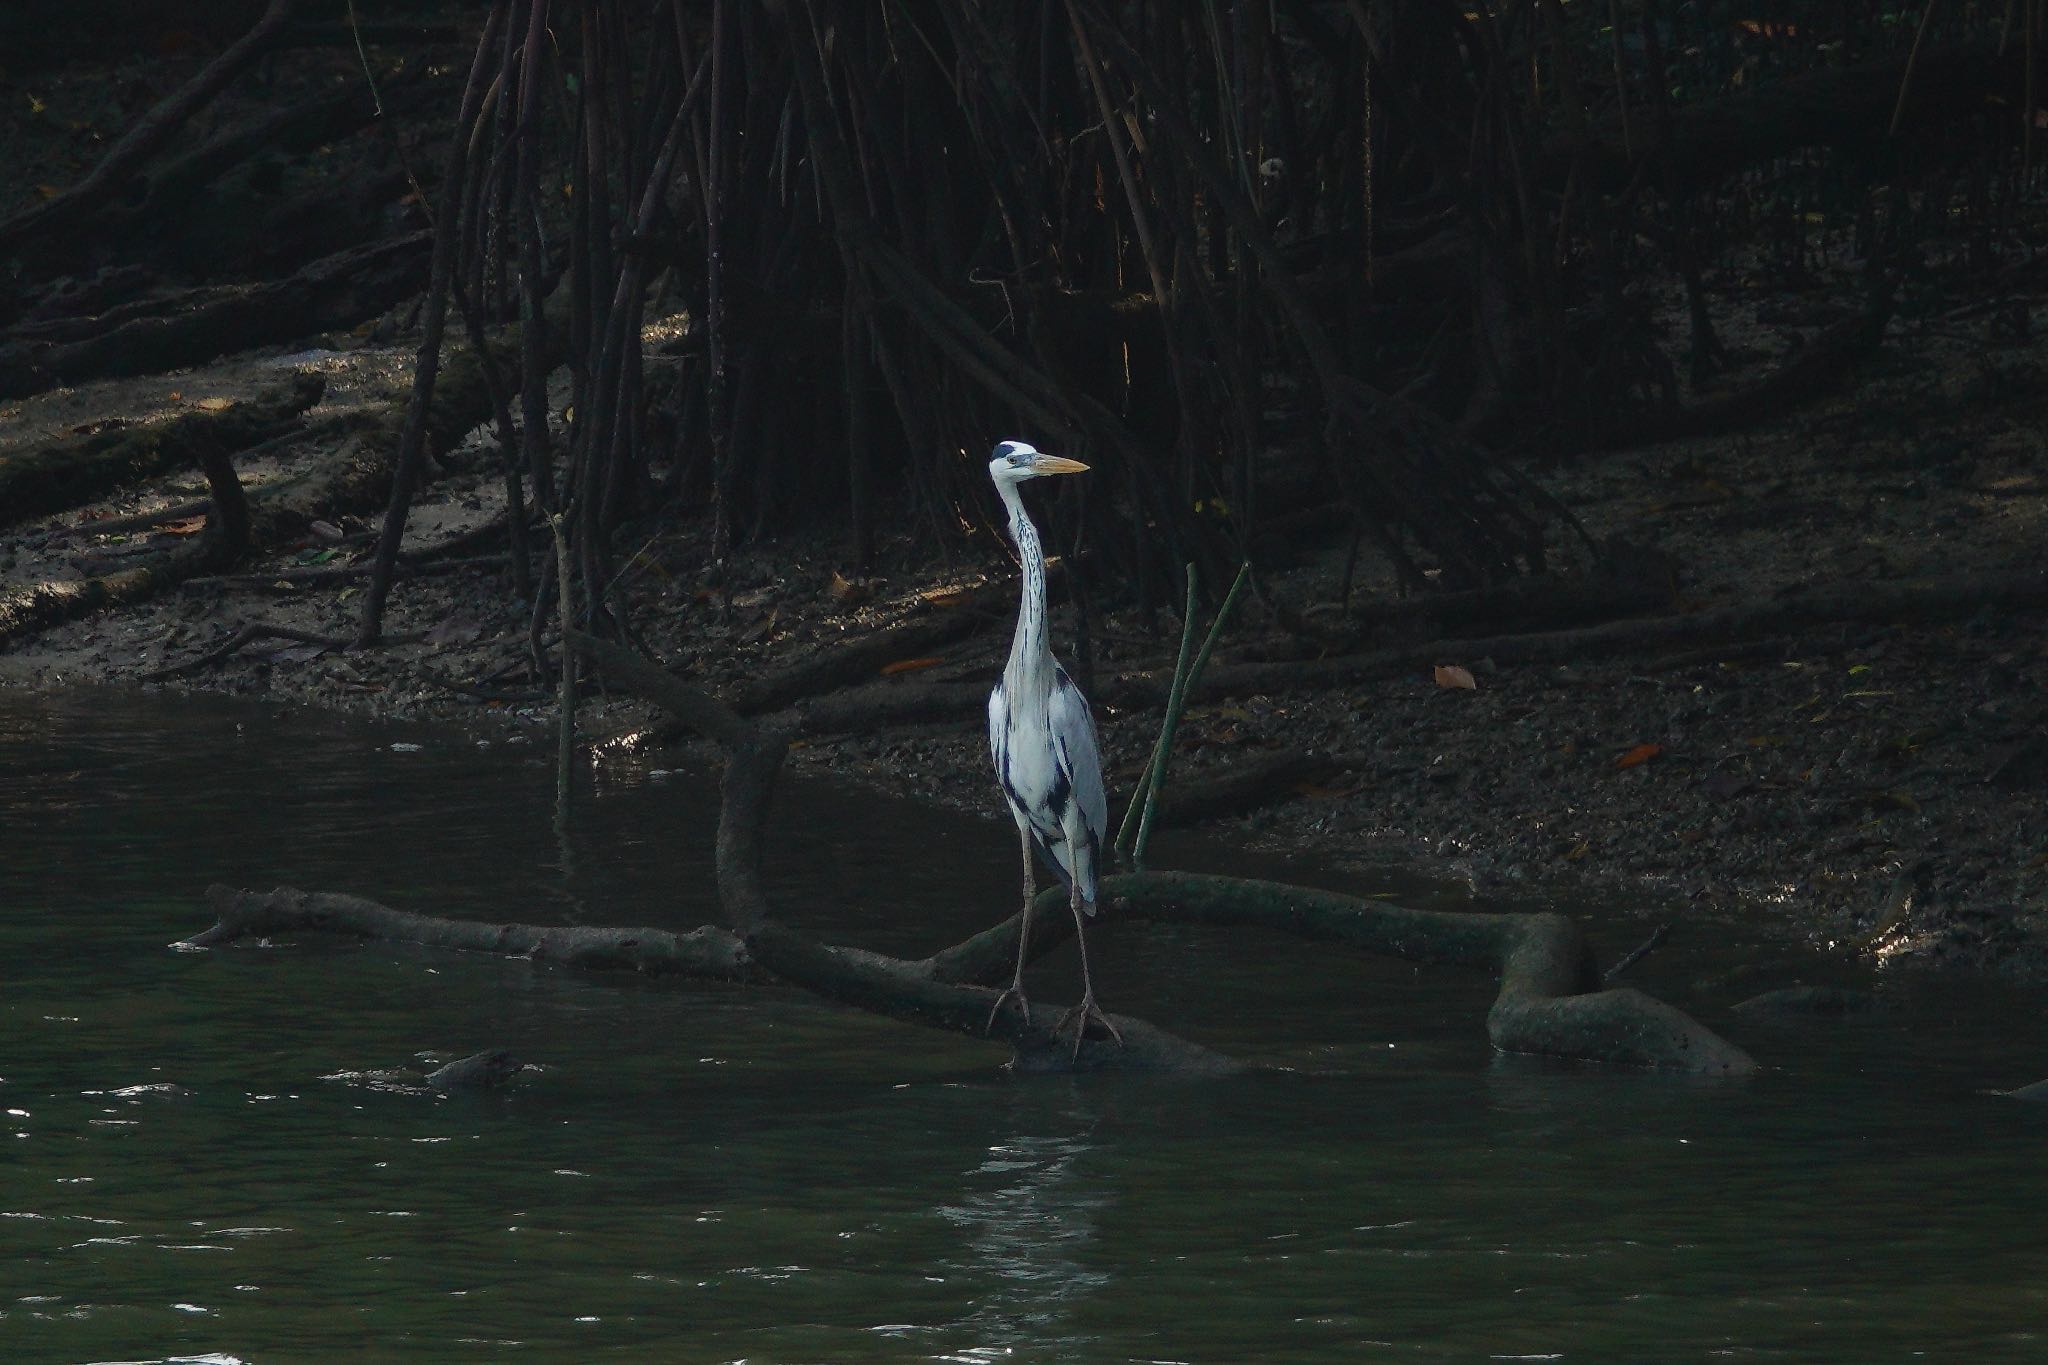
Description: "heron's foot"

(1054, 992), (1125, 1060)
(985, 982), (1031, 1034)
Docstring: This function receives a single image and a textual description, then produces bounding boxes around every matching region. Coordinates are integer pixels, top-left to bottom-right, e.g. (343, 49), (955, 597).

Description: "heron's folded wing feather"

(1049, 665), (1108, 845)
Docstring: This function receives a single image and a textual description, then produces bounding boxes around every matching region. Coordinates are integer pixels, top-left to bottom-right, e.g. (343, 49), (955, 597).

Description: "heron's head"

(988, 440), (1090, 487)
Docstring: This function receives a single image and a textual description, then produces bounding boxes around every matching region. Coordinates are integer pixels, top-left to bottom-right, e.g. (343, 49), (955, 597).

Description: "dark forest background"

(3, 0), (2043, 637)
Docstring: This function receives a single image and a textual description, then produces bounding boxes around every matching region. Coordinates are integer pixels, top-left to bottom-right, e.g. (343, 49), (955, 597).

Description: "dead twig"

(144, 624), (359, 680)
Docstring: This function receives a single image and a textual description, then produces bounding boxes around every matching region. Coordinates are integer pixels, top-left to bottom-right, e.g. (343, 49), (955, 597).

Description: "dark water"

(4, 689), (2047, 1362)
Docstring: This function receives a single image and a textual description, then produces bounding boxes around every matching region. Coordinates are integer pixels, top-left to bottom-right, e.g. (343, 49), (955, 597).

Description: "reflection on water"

(940, 1129), (1109, 1356)
(3, 687), (2048, 1361)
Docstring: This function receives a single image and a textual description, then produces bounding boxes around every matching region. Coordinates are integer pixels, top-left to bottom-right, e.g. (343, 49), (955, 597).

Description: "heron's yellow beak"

(1030, 454), (1090, 475)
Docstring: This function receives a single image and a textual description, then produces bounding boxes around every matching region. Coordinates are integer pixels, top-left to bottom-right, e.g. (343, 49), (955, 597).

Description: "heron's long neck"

(998, 481), (1054, 684)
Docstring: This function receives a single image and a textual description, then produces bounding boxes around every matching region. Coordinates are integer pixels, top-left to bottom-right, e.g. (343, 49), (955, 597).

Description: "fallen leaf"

(920, 583), (977, 607)
(195, 397), (233, 412)
(1564, 839), (1591, 861)
(167, 390), (183, 402)
(308, 520), (346, 542)
(827, 570), (871, 608)
(1433, 664), (1478, 690)
(880, 656), (943, 676)
(154, 518), (208, 536)
(1615, 743), (1664, 769)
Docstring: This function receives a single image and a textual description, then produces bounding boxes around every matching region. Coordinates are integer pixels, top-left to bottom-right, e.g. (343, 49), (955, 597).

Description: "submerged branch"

(186, 884), (759, 980)
(173, 624), (1755, 1079)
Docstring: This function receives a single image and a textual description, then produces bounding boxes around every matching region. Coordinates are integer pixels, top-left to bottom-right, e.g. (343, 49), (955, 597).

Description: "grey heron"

(983, 440), (1122, 1057)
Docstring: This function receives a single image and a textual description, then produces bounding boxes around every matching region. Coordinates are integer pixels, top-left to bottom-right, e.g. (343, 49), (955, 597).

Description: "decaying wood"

(572, 627), (1749, 1072)
(4, 311), (543, 655)
(1124, 569), (2048, 707)
(0, 233), (430, 400)
(174, 621), (1758, 1076)
(188, 884), (760, 980)
(0, 458), (261, 649)
(0, 372), (323, 530)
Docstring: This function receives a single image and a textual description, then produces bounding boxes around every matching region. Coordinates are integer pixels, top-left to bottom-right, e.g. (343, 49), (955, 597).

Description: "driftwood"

(189, 884), (759, 980)
(175, 620), (1757, 1075)
(783, 569), (2048, 730)
(186, 632), (1754, 1075)
(0, 233), (431, 401)
(5, 312), (543, 656)
(573, 629), (1753, 1072)
(0, 399), (272, 646)
(1124, 569), (2048, 708)
(0, 372), (323, 530)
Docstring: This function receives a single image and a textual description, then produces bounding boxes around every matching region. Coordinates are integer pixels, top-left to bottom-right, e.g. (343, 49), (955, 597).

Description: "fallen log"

(5, 312), (548, 654)
(187, 860), (1753, 1076)
(187, 884), (760, 980)
(561, 627), (1753, 1073)
(0, 401), (267, 646)
(0, 232), (431, 400)
(1110, 569), (2048, 707)
(0, 371), (323, 530)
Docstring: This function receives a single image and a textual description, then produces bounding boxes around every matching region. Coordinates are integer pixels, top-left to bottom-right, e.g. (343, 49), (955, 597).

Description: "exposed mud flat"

(4, 281), (2045, 980)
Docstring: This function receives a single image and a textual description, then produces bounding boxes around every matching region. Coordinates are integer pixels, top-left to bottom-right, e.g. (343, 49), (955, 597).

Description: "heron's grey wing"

(1049, 664), (1108, 845)
(986, 681), (1007, 772)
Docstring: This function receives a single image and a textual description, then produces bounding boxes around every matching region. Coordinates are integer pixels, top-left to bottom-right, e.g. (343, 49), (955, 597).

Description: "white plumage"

(983, 440), (1120, 1055)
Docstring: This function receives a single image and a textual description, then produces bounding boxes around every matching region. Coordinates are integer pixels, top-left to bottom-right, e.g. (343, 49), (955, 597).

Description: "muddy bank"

(3, 296), (2045, 981)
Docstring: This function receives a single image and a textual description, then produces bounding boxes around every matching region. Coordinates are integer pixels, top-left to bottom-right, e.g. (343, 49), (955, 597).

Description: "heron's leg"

(985, 826), (1037, 1032)
(1056, 882), (1124, 1060)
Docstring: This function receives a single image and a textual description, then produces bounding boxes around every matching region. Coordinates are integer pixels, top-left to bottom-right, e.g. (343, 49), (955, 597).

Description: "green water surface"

(2, 689), (2045, 1362)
